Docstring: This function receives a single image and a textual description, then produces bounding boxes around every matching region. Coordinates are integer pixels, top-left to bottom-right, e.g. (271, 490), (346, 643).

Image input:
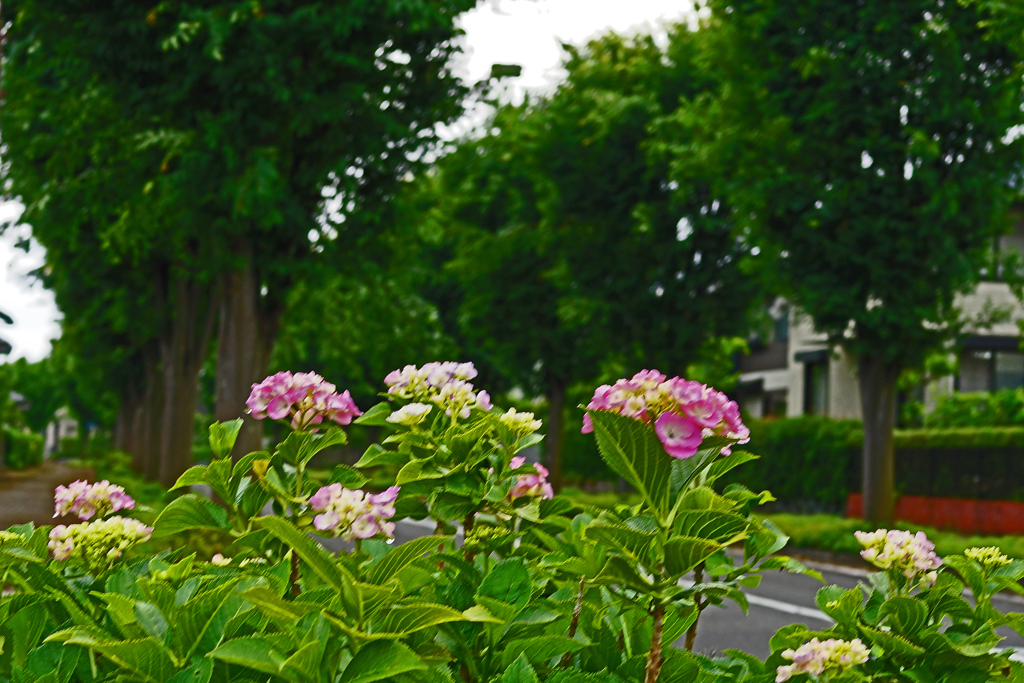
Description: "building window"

(957, 348), (1024, 392)
(795, 349), (830, 415)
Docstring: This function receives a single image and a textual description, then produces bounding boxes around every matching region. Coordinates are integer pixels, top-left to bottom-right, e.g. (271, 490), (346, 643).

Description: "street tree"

(419, 30), (764, 489)
(676, 0), (1024, 523)
(2, 0), (478, 483)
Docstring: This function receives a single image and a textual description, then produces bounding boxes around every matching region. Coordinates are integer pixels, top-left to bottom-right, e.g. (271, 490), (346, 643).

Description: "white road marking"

(744, 593), (833, 622)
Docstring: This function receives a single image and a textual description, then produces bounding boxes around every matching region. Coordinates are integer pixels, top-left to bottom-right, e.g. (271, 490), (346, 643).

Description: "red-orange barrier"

(846, 493), (1024, 535)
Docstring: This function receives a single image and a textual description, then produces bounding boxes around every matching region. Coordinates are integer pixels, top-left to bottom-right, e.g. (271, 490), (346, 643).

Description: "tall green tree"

(677, 0), (1024, 523)
(420, 30), (764, 489)
(2, 0), (478, 483)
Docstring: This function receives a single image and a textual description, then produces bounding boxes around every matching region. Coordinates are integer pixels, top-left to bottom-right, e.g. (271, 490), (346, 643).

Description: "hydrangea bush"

(0, 364), (1022, 683)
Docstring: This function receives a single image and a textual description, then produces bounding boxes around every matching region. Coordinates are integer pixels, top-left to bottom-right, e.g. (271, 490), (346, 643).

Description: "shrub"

(925, 388), (1024, 427)
(2, 366), (1021, 683)
(2, 425), (43, 470)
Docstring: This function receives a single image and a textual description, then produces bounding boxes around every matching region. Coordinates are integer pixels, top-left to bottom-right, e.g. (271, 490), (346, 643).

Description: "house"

(735, 218), (1024, 419)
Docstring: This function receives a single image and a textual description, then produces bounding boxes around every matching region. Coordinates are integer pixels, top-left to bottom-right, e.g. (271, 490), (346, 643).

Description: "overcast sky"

(0, 0), (693, 363)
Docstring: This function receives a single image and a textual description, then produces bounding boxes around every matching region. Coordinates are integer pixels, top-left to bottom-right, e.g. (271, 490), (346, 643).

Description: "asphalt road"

(320, 520), (1024, 660)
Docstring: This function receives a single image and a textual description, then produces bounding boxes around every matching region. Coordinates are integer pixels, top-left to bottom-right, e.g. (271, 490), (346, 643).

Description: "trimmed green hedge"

(2, 427), (43, 470)
(722, 417), (1024, 508)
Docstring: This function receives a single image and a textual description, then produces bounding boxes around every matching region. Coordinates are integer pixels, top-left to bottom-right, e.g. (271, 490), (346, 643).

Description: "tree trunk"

(858, 353), (900, 526)
(546, 378), (567, 493)
(215, 242), (279, 458)
(157, 275), (218, 487)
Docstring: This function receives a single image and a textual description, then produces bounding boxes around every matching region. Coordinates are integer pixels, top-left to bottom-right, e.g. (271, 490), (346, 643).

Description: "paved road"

(322, 520), (1024, 660)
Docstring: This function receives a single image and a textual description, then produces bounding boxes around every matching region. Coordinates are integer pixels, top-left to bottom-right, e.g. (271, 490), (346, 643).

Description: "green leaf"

(152, 494), (231, 538)
(209, 419), (244, 459)
(588, 410), (673, 520)
(283, 641), (323, 682)
(858, 625), (926, 657)
(663, 536), (722, 576)
(255, 516), (344, 591)
(477, 559), (532, 609)
(354, 402), (394, 427)
(943, 556), (987, 599)
(815, 586), (862, 624)
(207, 636), (288, 675)
(355, 444), (407, 468)
(171, 465), (211, 491)
(946, 625), (1002, 657)
(703, 451), (759, 485)
(463, 604), (504, 623)
(500, 636), (588, 668)
(397, 458), (445, 485)
(673, 510), (751, 544)
(499, 654), (539, 683)
(879, 596), (927, 637)
(166, 658), (213, 683)
(583, 522), (656, 560)
(176, 578), (243, 660)
(340, 640), (427, 683)
(48, 629), (175, 683)
(365, 535), (448, 585)
(329, 463), (368, 488)
(238, 585), (319, 623)
(370, 603), (466, 636)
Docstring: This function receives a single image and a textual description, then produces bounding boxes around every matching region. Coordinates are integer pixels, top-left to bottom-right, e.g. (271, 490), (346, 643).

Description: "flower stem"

(463, 513), (476, 562)
(560, 575), (586, 667)
(644, 603), (665, 683)
(684, 564), (704, 652)
(290, 550), (301, 598)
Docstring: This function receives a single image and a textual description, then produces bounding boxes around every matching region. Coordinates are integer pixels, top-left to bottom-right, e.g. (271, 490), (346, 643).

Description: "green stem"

(559, 576), (586, 667)
(644, 603), (665, 683)
(684, 564), (705, 652)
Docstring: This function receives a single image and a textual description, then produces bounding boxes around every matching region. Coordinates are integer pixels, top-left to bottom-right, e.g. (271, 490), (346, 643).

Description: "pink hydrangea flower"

(308, 484), (399, 541)
(246, 371), (361, 430)
(509, 456), (554, 500)
(654, 412), (704, 459)
(855, 528), (942, 587)
(54, 480), (135, 521)
(776, 638), (869, 682)
(581, 370), (749, 460)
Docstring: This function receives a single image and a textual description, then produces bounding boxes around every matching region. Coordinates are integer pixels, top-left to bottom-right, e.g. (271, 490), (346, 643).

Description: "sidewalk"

(0, 460), (94, 528)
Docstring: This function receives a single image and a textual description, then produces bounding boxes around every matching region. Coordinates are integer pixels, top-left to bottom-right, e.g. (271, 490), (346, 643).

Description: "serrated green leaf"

(255, 516), (344, 591)
(176, 578), (243, 660)
(209, 419), (244, 459)
(500, 635), (588, 668)
(477, 559), (531, 609)
(355, 444), (407, 468)
(583, 522), (655, 560)
(354, 403), (394, 427)
(152, 494), (231, 539)
(340, 640), (427, 683)
(207, 636), (287, 675)
(663, 536), (722, 576)
(370, 603), (466, 636)
(674, 509), (751, 544)
(49, 629), (175, 683)
(588, 410), (673, 520)
(365, 535), (448, 585)
(499, 654), (539, 683)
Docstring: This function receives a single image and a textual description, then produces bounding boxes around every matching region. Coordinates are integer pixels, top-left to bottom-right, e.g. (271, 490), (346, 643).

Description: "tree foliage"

(417, 30), (765, 486)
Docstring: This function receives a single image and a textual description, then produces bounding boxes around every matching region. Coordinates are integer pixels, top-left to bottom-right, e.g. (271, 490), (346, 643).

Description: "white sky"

(0, 0), (693, 363)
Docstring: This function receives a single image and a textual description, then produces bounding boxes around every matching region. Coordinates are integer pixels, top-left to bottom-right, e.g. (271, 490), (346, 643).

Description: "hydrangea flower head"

(54, 480), (135, 521)
(509, 456), (554, 500)
(583, 370), (748, 459)
(855, 528), (942, 586)
(383, 362), (490, 421)
(49, 517), (153, 573)
(499, 408), (543, 436)
(308, 484), (399, 541)
(965, 546), (1013, 570)
(776, 638), (869, 682)
(246, 371), (361, 430)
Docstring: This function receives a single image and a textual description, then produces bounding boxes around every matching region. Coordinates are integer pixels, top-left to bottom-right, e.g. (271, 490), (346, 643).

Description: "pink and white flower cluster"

(509, 456), (554, 500)
(582, 370), (749, 459)
(855, 528), (942, 587)
(308, 484), (399, 541)
(54, 479), (135, 521)
(246, 371), (362, 430)
(384, 362), (491, 420)
(776, 638), (869, 682)
(48, 516), (153, 570)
